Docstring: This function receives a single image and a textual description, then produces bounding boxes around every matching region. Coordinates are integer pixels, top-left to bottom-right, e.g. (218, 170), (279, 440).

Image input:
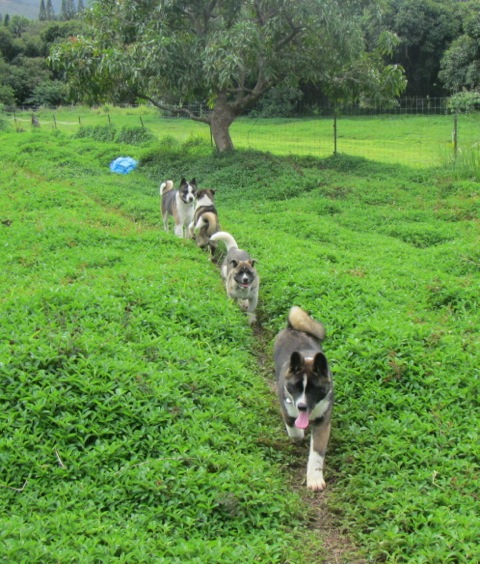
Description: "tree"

(39, 0), (47, 22)
(50, 0), (406, 151)
(46, 0), (55, 21)
(0, 27), (19, 62)
(366, 0), (462, 97)
(439, 2), (480, 95)
(61, 0), (76, 21)
(77, 0), (85, 15)
(9, 16), (30, 38)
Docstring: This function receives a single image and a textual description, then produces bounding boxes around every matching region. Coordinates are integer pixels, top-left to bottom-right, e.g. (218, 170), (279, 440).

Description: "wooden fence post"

(333, 112), (337, 156)
(453, 113), (458, 161)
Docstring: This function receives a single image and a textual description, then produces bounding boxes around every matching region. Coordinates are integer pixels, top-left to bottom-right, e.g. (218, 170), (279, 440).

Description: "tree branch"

(139, 95), (211, 124)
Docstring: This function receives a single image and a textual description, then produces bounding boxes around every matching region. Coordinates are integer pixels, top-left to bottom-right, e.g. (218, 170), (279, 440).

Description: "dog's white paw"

(307, 451), (326, 491)
(246, 312), (256, 325)
(306, 470), (326, 491)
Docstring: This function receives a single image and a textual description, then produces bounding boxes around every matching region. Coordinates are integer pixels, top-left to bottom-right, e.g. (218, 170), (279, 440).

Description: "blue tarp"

(109, 157), (138, 174)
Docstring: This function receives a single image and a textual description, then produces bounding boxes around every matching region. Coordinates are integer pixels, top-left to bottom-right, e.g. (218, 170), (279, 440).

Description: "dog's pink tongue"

(295, 411), (310, 430)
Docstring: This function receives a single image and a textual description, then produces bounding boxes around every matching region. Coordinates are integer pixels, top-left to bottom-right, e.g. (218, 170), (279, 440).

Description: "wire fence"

(5, 98), (480, 169)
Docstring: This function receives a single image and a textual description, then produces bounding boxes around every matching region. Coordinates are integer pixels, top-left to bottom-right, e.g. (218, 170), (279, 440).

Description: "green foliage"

(0, 129), (310, 563)
(0, 82), (15, 107)
(1, 116), (479, 562)
(439, 2), (480, 93)
(371, 0), (462, 97)
(72, 124), (157, 145)
(27, 79), (68, 106)
(249, 85), (304, 118)
(49, 0), (406, 150)
(0, 102), (10, 130)
(73, 124), (117, 142)
(0, 19), (83, 106)
(115, 125), (157, 145)
(447, 91), (480, 113)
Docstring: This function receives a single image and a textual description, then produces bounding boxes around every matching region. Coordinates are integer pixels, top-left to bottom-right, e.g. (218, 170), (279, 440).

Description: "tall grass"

(443, 144), (480, 181)
(1, 117), (479, 562)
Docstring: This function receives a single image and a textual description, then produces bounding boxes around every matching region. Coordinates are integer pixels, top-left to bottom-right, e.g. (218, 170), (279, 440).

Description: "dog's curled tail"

(288, 306), (326, 341)
(160, 180), (174, 195)
(209, 231), (238, 251)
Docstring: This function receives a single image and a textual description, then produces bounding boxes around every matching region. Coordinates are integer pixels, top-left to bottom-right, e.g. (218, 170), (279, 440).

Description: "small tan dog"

(209, 231), (259, 324)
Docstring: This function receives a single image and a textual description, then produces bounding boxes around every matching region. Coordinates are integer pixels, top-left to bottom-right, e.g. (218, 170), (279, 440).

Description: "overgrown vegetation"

(0, 115), (479, 562)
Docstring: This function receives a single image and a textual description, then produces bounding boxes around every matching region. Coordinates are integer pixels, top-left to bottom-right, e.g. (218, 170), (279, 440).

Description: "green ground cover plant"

(1, 118), (479, 562)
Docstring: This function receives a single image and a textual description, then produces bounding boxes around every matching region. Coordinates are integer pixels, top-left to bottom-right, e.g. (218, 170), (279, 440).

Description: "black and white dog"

(209, 231), (259, 324)
(274, 306), (333, 491)
(160, 178), (197, 238)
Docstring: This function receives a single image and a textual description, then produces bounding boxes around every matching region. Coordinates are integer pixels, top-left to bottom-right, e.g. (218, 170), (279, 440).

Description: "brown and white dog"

(209, 231), (259, 324)
(189, 189), (220, 254)
(274, 306), (333, 491)
(160, 178), (197, 238)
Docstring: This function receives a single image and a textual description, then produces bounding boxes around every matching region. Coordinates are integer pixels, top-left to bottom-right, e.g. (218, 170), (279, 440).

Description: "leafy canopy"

(51, 0), (405, 107)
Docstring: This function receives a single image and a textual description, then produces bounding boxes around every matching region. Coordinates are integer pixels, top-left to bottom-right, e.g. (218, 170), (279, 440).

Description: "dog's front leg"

(246, 293), (258, 324)
(162, 214), (170, 232)
(174, 223), (184, 237)
(306, 420), (331, 491)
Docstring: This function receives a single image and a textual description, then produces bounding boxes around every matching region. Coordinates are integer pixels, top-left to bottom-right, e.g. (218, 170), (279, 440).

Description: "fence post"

(53, 114), (57, 130)
(453, 113), (458, 161)
(333, 112), (337, 156)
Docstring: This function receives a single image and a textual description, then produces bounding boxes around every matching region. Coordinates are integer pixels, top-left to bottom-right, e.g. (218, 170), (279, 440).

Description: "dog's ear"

(190, 178), (197, 186)
(289, 351), (304, 374)
(210, 189), (216, 196)
(249, 259), (257, 267)
(180, 177), (186, 185)
(313, 352), (329, 379)
(230, 259), (239, 268)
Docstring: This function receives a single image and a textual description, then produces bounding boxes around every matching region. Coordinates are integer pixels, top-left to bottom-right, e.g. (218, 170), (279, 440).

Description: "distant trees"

(60, 0), (76, 21)
(39, 1), (47, 22)
(0, 18), (84, 107)
(364, 0), (462, 97)
(1, 0), (479, 112)
(46, 0), (55, 21)
(439, 2), (480, 96)
(37, 0), (85, 22)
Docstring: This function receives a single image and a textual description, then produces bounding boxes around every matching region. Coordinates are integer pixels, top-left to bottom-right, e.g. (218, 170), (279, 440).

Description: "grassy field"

(0, 110), (479, 562)
(6, 105), (480, 168)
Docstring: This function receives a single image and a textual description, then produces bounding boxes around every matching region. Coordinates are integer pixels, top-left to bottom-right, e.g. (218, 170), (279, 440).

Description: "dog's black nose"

(297, 402), (308, 411)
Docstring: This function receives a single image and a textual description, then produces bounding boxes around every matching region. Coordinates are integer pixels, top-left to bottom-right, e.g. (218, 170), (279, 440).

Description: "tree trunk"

(210, 93), (237, 152)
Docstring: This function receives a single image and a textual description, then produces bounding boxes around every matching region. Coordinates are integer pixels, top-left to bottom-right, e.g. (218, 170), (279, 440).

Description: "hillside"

(0, 111), (479, 562)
